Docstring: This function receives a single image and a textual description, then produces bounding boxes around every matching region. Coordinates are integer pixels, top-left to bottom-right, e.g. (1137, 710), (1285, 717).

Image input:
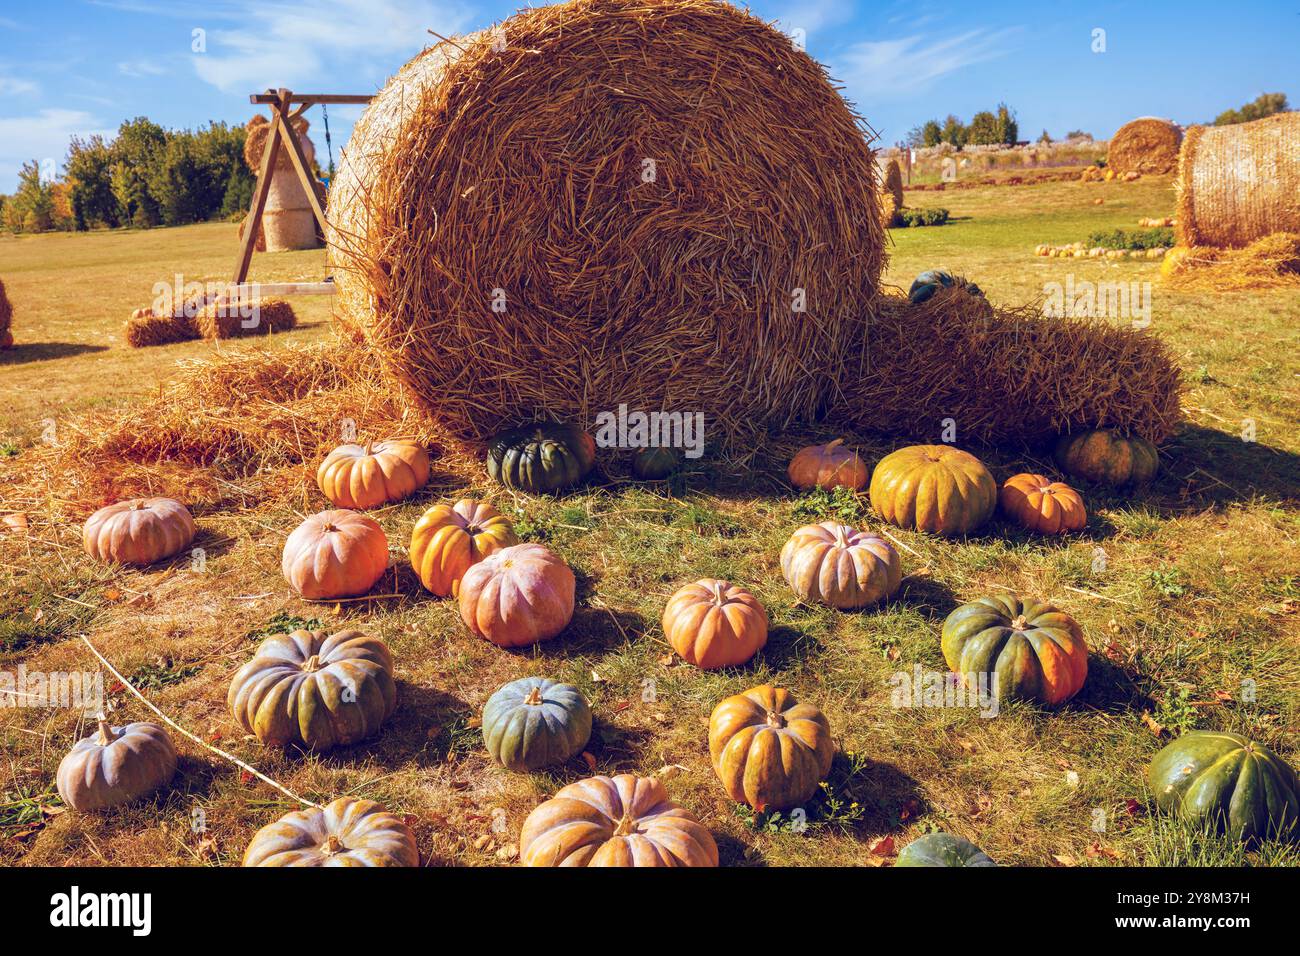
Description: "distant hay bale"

(124, 311), (199, 349)
(828, 290), (1184, 446)
(243, 114), (321, 252)
(0, 277), (12, 349)
(1176, 113), (1300, 248)
(1160, 232), (1300, 291)
(883, 158), (905, 209)
(195, 298), (298, 340)
(1108, 117), (1181, 176)
(328, 0), (885, 451)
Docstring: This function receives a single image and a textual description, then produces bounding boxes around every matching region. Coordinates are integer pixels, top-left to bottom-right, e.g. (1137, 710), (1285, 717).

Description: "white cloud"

(772, 0), (855, 37)
(0, 73), (38, 96)
(0, 109), (114, 190)
(118, 60), (169, 78)
(191, 0), (475, 94)
(836, 28), (1019, 99)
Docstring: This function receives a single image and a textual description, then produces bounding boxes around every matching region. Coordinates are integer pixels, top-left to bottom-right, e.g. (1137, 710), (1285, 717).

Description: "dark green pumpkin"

(1148, 731), (1300, 843)
(481, 677), (592, 772)
(908, 270), (983, 305)
(631, 446), (683, 480)
(486, 423), (596, 493)
(1054, 429), (1158, 488)
(896, 832), (996, 867)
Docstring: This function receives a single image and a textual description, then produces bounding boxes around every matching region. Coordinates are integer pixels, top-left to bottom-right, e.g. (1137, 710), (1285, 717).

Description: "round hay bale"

(1176, 112), (1300, 248)
(1108, 117), (1181, 176)
(328, 0), (885, 449)
(244, 115), (321, 252)
(0, 277), (13, 349)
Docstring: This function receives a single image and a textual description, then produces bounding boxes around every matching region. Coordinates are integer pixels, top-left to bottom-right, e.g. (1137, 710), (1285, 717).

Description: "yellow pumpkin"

(409, 499), (518, 597)
(520, 774), (718, 867)
(316, 440), (430, 509)
(999, 473), (1086, 535)
(869, 444), (997, 535)
(662, 579), (768, 669)
(709, 685), (834, 812)
(780, 521), (901, 609)
(282, 509), (389, 600)
(787, 438), (868, 491)
(82, 497), (196, 566)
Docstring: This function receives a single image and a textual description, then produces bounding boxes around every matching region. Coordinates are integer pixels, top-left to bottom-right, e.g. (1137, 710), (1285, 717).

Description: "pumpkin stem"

(765, 710), (787, 729)
(711, 580), (728, 604)
(321, 834), (345, 856)
(613, 812), (637, 837)
(303, 655), (322, 672)
(825, 438), (844, 451)
(832, 523), (850, 548)
(362, 441), (373, 456)
(1010, 615), (1029, 631)
(524, 687), (544, 706)
(95, 714), (117, 747)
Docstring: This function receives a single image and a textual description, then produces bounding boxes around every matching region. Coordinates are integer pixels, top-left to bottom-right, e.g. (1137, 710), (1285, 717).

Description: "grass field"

(1, 175), (1298, 867)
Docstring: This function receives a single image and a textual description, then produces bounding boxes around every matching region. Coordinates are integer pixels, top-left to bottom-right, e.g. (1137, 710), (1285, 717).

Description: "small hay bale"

(328, 0), (885, 451)
(828, 291), (1183, 446)
(883, 158), (905, 210)
(1160, 232), (1300, 291)
(1108, 117), (1181, 176)
(1176, 112), (1300, 248)
(237, 215), (267, 252)
(124, 311), (200, 348)
(0, 277), (12, 349)
(195, 298), (297, 340)
(243, 114), (321, 252)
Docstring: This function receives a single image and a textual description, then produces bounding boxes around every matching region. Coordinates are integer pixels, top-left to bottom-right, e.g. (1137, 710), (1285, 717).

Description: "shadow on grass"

(0, 342), (109, 364)
(1073, 655), (1156, 715)
(534, 606), (645, 659)
(897, 575), (960, 621)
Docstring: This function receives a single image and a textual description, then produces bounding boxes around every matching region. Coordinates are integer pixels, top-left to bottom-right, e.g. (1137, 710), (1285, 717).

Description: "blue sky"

(0, 0), (1295, 192)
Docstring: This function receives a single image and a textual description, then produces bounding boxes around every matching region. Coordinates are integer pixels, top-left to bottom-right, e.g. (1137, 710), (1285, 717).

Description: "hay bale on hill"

(124, 311), (200, 348)
(1108, 117), (1181, 176)
(244, 115), (321, 251)
(828, 290), (1183, 446)
(0, 277), (13, 349)
(328, 0), (885, 450)
(195, 298), (297, 340)
(1176, 113), (1300, 248)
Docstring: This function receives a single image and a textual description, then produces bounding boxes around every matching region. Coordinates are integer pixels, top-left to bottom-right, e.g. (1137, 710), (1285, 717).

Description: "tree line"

(906, 104), (1019, 149)
(1, 118), (257, 234)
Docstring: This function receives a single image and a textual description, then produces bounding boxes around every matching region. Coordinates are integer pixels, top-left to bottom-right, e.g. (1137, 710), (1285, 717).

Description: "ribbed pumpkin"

(662, 579), (768, 669)
(227, 629), (397, 750)
(409, 499), (518, 597)
(896, 832), (997, 867)
(482, 677), (592, 771)
(709, 685), (834, 812)
(243, 797), (418, 867)
(1148, 732), (1300, 843)
(487, 423), (596, 493)
(316, 439), (430, 509)
(1054, 430), (1159, 488)
(869, 445), (997, 536)
(999, 473), (1087, 535)
(520, 774), (718, 867)
(56, 717), (177, 811)
(780, 521), (902, 609)
(458, 543), (576, 648)
(281, 509), (388, 600)
(787, 438), (868, 491)
(631, 446), (683, 480)
(82, 497), (196, 566)
(907, 270), (983, 304)
(941, 595), (1088, 706)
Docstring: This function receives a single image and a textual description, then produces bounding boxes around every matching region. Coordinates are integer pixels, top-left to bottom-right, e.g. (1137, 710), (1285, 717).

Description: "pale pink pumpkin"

(780, 521), (902, 610)
(282, 509), (389, 600)
(82, 497), (196, 566)
(458, 543), (575, 648)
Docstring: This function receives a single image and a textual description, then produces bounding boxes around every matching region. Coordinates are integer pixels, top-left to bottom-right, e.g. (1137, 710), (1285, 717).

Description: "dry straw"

(0, 277), (13, 348)
(124, 311), (199, 348)
(1176, 112), (1300, 248)
(1108, 117), (1181, 176)
(328, 0), (885, 451)
(1160, 233), (1300, 291)
(829, 289), (1183, 446)
(195, 298), (298, 340)
(884, 158), (905, 209)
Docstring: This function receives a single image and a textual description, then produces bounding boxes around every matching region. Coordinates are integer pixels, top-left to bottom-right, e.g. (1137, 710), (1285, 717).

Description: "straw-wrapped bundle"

(884, 158), (905, 209)
(828, 290), (1183, 446)
(237, 214), (267, 252)
(0, 277), (12, 349)
(195, 298), (298, 340)
(328, 0), (884, 450)
(244, 115), (321, 251)
(124, 311), (199, 348)
(1108, 118), (1181, 176)
(1176, 113), (1300, 248)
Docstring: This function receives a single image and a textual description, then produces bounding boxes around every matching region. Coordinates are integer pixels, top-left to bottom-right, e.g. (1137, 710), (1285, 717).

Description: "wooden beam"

(219, 282), (337, 302)
(232, 91), (286, 285)
(249, 93), (372, 105)
(272, 103), (329, 235)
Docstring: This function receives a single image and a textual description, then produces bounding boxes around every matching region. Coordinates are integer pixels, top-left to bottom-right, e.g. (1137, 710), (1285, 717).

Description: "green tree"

(8, 160), (55, 233)
(65, 135), (120, 229)
(940, 114), (965, 148)
(1038, 129), (1052, 144)
(966, 110), (1000, 145)
(994, 103), (1018, 145)
(110, 117), (166, 228)
(921, 119), (942, 147)
(1214, 92), (1289, 126)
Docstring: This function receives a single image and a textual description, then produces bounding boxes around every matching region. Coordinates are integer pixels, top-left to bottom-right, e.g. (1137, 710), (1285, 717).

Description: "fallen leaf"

(2, 513), (29, 531)
(658, 654), (675, 667)
(581, 752), (597, 772)
(466, 716), (482, 728)
(1140, 712), (1165, 737)
(496, 843), (518, 861)
(656, 763), (687, 779)
(867, 835), (896, 857)
(1086, 842), (1122, 860)
(590, 669), (604, 683)
(1053, 853), (1077, 867)
(1124, 799), (1142, 817)
(473, 834), (492, 851)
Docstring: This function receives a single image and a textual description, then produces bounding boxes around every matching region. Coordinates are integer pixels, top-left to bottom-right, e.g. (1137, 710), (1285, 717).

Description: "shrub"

(899, 206), (950, 228)
(1087, 227), (1175, 250)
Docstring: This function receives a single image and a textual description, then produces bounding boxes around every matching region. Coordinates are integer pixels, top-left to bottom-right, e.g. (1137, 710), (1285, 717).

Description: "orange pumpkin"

(316, 440), (430, 509)
(282, 509), (389, 600)
(662, 579), (768, 669)
(409, 499), (518, 597)
(709, 685), (834, 812)
(83, 498), (196, 566)
(1000, 473), (1086, 535)
(787, 438), (868, 491)
(780, 521), (902, 609)
(520, 774), (718, 867)
(458, 543), (575, 648)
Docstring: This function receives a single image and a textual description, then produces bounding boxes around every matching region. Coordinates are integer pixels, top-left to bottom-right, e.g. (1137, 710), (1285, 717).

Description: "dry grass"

(1161, 233), (1300, 291)
(328, 0), (885, 451)
(0, 277), (13, 348)
(124, 312), (199, 349)
(1108, 118), (1181, 176)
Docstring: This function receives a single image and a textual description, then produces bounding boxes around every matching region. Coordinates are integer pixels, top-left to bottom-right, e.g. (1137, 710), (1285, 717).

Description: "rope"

(322, 103), (335, 182)
(78, 635), (322, 810)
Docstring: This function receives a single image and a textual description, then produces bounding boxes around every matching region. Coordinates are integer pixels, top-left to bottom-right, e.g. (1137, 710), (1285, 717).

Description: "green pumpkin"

(631, 446), (683, 480)
(1054, 429), (1158, 488)
(482, 677), (592, 772)
(487, 423), (596, 493)
(908, 270), (983, 305)
(896, 832), (996, 867)
(1148, 731), (1300, 843)
(941, 595), (1089, 706)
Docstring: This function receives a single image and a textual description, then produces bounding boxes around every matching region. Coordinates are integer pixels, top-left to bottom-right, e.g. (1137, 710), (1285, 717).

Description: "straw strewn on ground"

(1160, 233), (1300, 291)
